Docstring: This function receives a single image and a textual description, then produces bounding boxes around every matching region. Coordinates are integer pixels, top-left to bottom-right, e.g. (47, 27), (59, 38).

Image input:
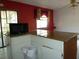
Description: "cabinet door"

(31, 35), (64, 59)
(41, 46), (63, 59)
(41, 38), (64, 59)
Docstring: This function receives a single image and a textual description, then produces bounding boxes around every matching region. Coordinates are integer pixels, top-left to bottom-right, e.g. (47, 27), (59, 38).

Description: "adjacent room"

(0, 0), (79, 59)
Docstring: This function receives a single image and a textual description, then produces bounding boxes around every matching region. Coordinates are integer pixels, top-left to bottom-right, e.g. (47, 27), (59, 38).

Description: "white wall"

(54, 6), (79, 33)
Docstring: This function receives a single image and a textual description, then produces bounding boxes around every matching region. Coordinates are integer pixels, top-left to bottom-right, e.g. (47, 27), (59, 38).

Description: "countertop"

(10, 29), (77, 42)
(30, 30), (77, 42)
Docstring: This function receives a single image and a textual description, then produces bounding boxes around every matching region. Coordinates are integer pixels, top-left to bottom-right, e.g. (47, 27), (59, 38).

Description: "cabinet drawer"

(42, 38), (64, 51)
(41, 46), (63, 59)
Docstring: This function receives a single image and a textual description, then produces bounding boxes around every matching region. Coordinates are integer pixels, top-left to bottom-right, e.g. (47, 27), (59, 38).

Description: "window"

(7, 11), (17, 23)
(37, 29), (47, 37)
(36, 15), (48, 29)
(1, 10), (17, 34)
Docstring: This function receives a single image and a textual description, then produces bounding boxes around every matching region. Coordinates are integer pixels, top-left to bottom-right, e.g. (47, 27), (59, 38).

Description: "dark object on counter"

(9, 23), (29, 36)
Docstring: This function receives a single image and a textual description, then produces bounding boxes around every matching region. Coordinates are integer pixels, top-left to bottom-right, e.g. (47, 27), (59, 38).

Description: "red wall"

(1, 1), (54, 32)
(48, 11), (54, 32)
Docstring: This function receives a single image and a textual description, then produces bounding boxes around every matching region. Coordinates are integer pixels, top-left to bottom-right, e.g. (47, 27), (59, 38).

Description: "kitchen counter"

(10, 29), (77, 42)
(10, 29), (77, 59)
(30, 30), (77, 42)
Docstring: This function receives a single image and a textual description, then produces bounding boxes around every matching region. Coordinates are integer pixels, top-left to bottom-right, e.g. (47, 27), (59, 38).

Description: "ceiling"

(11, 0), (79, 10)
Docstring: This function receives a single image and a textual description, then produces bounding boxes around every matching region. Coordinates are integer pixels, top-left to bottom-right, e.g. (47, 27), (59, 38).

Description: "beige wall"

(54, 6), (79, 33)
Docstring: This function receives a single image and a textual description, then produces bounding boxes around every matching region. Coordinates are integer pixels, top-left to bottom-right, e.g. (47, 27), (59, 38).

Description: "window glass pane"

(3, 35), (8, 46)
(1, 19), (7, 27)
(0, 38), (2, 47)
(36, 15), (48, 28)
(0, 28), (2, 47)
(37, 29), (47, 37)
(2, 28), (9, 34)
(37, 20), (41, 28)
(0, 24), (2, 47)
(7, 11), (17, 23)
(40, 19), (47, 28)
(1, 11), (6, 19)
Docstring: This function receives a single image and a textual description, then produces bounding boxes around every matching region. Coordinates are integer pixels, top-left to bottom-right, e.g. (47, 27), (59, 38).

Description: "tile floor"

(0, 48), (8, 59)
(0, 46), (12, 59)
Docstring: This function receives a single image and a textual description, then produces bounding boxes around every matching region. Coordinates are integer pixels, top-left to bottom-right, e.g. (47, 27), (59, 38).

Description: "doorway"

(0, 10), (18, 48)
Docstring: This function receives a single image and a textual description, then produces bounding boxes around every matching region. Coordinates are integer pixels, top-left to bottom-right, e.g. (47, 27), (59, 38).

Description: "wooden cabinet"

(31, 31), (77, 59)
